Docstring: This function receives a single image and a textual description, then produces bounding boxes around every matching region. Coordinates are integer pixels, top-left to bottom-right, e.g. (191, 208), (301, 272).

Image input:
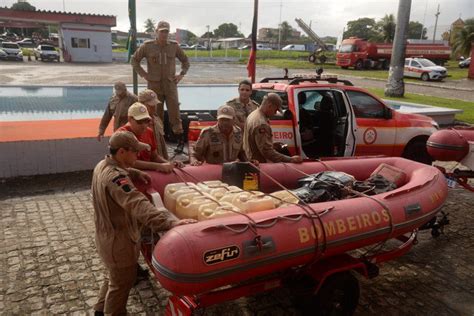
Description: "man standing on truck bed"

(225, 79), (259, 130)
(244, 93), (302, 163)
(131, 20), (190, 154)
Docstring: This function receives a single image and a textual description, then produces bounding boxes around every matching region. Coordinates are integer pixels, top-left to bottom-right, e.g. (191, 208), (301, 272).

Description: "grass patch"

(367, 87), (474, 124)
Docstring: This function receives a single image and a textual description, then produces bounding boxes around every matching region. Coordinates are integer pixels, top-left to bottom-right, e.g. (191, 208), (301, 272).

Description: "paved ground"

(1, 171), (473, 315)
(0, 61), (473, 102)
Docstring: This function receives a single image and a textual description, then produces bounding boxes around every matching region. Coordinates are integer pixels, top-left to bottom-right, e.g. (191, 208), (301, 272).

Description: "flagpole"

(128, 0), (138, 95)
(247, 0), (258, 83)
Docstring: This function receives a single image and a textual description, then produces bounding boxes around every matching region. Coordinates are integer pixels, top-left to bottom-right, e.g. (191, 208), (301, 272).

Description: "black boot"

(174, 134), (185, 154)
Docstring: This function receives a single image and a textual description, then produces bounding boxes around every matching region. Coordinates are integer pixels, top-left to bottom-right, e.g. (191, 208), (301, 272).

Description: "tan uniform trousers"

(94, 264), (137, 315)
(148, 80), (183, 135)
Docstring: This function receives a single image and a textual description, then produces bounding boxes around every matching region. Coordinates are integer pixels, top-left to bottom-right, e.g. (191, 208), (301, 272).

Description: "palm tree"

(452, 18), (474, 57)
(144, 18), (156, 33)
(378, 14), (396, 43)
(280, 21), (293, 42)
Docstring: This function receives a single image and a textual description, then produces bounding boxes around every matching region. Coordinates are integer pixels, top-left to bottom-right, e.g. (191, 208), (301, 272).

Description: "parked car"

(0, 42), (23, 61)
(16, 38), (35, 48)
(111, 42), (122, 49)
(179, 43), (190, 49)
(190, 44), (207, 50)
(34, 44), (60, 62)
(256, 43), (272, 50)
(458, 57), (471, 69)
(0, 48), (8, 60)
(238, 45), (251, 50)
(404, 57), (447, 81)
(282, 44), (306, 51)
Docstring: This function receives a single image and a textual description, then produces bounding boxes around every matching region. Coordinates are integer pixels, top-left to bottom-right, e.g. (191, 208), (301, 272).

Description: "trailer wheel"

(421, 73), (430, 81)
(300, 272), (360, 316)
(403, 139), (433, 165)
(354, 59), (363, 70)
(308, 53), (317, 63)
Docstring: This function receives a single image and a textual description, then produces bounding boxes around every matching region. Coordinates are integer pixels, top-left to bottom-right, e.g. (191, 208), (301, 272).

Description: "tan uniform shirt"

(98, 92), (138, 134)
(243, 108), (291, 163)
(131, 40), (190, 82)
(226, 97), (259, 130)
(193, 124), (247, 164)
(91, 156), (176, 268)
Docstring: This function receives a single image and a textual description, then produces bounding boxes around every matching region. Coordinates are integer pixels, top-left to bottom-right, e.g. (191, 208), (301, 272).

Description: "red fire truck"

(336, 37), (451, 70)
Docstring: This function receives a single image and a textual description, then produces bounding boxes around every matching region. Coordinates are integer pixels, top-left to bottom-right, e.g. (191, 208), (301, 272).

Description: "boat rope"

(283, 162), (396, 259)
(247, 161), (329, 258)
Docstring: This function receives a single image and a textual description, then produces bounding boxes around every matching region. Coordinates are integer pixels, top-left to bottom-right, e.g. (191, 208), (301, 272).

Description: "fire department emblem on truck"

(204, 245), (240, 265)
(363, 127), (377, 145)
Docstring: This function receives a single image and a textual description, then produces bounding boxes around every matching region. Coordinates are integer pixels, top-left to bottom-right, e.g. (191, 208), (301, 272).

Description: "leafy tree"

(144, 18), (156, 33)
(201, 31), (214, 38)
(11, 1), (36, 11)
(344, 18), (378, 40)
(280, 21), (293, 42)
(377, 14), (396, 43)
(452, 18), (474, 57)
(407, 21), (427, 39)
(213, 23), (243, 38)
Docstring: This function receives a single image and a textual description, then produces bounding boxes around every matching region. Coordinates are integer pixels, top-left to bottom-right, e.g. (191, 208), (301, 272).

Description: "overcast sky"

(2, 0), (472, 39)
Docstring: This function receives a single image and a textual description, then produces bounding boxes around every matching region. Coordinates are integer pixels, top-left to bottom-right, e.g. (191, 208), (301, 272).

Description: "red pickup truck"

(187, 75), (438, 164)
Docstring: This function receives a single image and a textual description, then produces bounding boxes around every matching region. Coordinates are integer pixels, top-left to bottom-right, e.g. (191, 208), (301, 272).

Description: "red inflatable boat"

(137, 157), (447, 298)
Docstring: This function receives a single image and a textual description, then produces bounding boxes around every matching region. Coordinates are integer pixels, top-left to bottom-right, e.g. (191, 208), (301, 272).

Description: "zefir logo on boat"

(203, 245), (240, 265)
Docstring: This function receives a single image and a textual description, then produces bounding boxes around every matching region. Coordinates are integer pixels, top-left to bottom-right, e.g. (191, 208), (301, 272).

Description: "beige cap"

(109, 131), (151, 152)
(217, 105), (235, 120)
(138, 89), (162, 105)
(156, 21), (170, 32)
(128, 102), (151, 120)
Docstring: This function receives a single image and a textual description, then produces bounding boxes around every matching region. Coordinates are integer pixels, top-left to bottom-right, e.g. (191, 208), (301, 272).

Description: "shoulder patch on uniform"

(112, 174), (126, 184)
(259, 127), (267, 134)
(122, 184), (132, 192)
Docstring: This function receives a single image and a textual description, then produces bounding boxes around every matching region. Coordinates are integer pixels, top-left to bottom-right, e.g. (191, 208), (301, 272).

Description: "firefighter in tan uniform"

(192, 105), (248, 165)
(225, 79), (259, 130)
(131, 21), (190, 153)
(97, 81), (138, 141)
(138, 89), (169, 160)
(92, 131), (195, 315)
(243, 93), (303, 163)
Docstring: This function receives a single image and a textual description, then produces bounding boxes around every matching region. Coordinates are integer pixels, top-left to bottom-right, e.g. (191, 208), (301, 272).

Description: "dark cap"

(109, 131), (150, 152)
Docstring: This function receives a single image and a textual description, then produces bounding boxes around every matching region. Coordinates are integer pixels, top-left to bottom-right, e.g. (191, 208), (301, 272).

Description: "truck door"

(345, 90), (397, 157)
(294, 88), (355, 158)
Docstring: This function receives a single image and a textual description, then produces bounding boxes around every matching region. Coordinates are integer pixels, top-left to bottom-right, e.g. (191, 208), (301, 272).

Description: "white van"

(282, 44), (305, 51)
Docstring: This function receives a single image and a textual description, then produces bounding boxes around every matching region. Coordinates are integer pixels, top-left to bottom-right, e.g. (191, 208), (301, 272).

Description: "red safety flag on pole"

(247, 0), (258, 82)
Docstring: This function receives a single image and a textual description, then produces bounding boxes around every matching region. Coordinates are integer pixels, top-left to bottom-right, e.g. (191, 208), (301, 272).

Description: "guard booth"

(0, 7), (116, 62)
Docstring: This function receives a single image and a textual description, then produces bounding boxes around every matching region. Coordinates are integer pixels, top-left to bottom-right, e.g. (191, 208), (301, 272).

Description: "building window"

(71, 37), (90, 48)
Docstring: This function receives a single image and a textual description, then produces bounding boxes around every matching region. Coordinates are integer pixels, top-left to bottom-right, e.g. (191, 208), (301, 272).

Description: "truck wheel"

(296, 272), (360, 316)
(308, 53), (317, 63)
(319, 55), (327, 64)
(421, 73), (430, 81)
(354, 59), (363, 70)
(313, 272), (359, 316)
(403, 139), (433, 165)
